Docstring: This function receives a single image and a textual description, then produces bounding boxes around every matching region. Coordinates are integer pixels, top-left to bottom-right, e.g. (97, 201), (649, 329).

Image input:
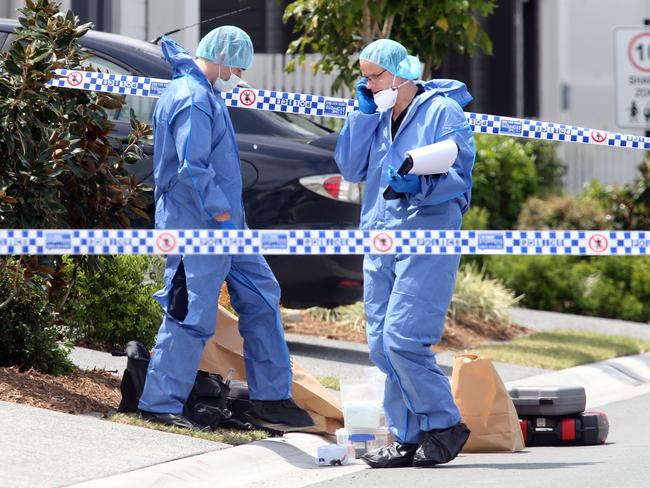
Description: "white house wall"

(540, 0), (650, 193)
(111, 0), (199, 50)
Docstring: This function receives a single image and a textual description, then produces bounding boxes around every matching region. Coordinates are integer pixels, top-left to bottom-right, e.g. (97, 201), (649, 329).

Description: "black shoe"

(412, 422), (471, 467)
(245, 399), (315, 432)
(361, 441), (418, 468)
(139, 410), (203, 430)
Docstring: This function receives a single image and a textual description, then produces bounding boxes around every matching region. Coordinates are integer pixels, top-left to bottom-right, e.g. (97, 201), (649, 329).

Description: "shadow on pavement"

(251, 435), (336, 470)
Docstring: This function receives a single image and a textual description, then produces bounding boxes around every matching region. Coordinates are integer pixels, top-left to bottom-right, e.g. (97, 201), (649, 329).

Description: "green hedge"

(0, 261), (74, 375)
(486, 256), (650, 322)
(471, 135), (564, 229)
(63, 256), (163, 350)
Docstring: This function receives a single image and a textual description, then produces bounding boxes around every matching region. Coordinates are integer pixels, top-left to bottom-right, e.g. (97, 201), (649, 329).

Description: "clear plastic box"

(340, 367), (387, 430)
(336, 427), (391, 458)
(342, 401), (384, 430)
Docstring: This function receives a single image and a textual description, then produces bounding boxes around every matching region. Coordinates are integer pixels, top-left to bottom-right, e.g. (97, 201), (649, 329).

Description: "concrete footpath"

(1, 308), (650, 487)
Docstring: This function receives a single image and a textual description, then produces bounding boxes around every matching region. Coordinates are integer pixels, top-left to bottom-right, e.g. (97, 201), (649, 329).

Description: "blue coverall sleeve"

(408, 99), (475, 207)
(170, 104), (231, 221)
(334, 111), (382, 182)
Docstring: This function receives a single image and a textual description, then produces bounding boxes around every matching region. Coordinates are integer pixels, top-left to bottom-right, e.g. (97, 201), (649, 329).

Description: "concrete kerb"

(506, 352), (650, 409)
(68, 432), (367, 488)
(64, 352), (650, 488)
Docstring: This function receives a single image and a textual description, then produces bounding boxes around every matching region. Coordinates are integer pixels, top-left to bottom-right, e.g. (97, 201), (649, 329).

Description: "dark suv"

(0, 20), (363, 309)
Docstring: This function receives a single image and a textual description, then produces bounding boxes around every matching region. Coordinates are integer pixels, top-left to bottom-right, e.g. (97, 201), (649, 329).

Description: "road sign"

(615, 26), (650, 129)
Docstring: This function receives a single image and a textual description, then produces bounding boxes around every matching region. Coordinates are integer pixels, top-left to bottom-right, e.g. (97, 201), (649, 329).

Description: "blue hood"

(420, 79), (473, 108)
(161, 36), (206, 81)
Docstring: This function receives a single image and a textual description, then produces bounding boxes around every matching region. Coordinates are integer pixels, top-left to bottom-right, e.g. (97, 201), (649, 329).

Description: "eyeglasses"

(365, 69), (387, 83)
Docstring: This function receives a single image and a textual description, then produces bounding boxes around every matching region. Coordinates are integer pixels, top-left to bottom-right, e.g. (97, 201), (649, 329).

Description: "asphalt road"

(305, 386), (650, 488)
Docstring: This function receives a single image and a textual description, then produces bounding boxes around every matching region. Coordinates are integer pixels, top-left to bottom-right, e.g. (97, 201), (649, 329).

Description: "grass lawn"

(107, 413), (269, 445)
(471, 329), (650, 370)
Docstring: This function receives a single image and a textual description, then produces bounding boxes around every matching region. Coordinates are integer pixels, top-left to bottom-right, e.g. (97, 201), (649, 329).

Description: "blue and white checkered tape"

(47, 69), (650, 151)
(1, 229), (648, 256)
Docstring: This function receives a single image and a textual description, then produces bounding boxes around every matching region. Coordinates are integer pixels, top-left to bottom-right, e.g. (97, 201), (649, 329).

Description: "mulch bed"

(0, 310), (527, 415)
(0, 366), (121, 415)
(284, 310), (528, 350)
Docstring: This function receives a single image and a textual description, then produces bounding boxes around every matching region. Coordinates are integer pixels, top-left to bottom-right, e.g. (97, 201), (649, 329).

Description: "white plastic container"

(340, 368), (386, 405)
(316, 444), (355, 466)
(340, 367), (387, 431)
(342, 401), (384, 430)
(335, 428), (350, 445)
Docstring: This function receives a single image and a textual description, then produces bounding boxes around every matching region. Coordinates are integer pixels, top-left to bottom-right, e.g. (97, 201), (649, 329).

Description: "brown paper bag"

(451, 354), (524, 452)
(198, 305), (344, 435)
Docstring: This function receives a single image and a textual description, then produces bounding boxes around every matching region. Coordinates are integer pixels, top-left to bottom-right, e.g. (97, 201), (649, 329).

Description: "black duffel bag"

(116, 341), (150, 413)
(183, 370), (232, 429)
(116, 341), (241, 430)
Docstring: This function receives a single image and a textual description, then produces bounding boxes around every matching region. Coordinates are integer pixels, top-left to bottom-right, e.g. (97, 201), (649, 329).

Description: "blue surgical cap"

(359, 39), (422, 80)
(196, 25), (254, 70)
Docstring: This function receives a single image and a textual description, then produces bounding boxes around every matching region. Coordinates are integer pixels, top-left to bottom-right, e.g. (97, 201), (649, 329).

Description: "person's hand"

(214, 212), (230, 222)
(387, 165), (421, 194)
(356, 77), (377, 114)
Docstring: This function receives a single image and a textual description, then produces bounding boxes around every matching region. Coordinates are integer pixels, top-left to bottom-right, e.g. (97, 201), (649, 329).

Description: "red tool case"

(519, 411), (609, 446)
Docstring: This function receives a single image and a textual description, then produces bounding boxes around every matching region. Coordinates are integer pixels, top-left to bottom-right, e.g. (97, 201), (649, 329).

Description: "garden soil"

(0, 287), (526, 417)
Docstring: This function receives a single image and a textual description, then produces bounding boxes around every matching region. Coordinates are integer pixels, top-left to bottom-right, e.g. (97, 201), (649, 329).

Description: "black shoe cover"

(361, 441), (419, 468)
(412, 422), (471, 467)
(139, 410), (203, 430)
(246, 399), (315, 432)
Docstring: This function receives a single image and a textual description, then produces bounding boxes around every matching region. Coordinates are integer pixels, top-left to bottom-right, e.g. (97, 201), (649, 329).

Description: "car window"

(229, 106), (330, 138)
(83, 55), (157, 124)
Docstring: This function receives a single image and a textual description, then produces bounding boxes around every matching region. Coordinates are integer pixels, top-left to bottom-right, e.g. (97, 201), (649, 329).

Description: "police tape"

(1, 229), (648, 256)
(47, 69), (650, 151)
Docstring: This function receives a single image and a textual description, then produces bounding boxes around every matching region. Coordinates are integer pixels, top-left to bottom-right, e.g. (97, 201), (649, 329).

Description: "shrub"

(449, 264), (521, 327)
(526, 139), (565, 198)
(570, 258), (650, 322)
(580, 161), (650, 230)
(0, 261), (74, 375)
(462, 206), (490, 230)
(63, 256), (163, 350)
(517, 195), (612, 230)
(486, 255), (650, 322)
(485, 256), (577, 313)
(471, 135), (564, 229)
(0, 0), (152, 368)
(308, 301), (365, 333)
(0, 1), (151, 269)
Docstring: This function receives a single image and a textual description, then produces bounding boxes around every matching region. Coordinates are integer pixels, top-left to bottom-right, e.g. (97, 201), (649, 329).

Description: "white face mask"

(373, 77), (409, 110)
(213, 66), (240, 92)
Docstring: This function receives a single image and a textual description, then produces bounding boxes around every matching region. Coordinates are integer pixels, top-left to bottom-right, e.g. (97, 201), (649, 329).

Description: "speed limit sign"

(615, 27), (650, 128)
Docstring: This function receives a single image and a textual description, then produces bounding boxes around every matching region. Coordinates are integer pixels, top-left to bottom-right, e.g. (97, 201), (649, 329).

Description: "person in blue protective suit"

(334, 39), (474, 468)
(138, 26), (313, 432)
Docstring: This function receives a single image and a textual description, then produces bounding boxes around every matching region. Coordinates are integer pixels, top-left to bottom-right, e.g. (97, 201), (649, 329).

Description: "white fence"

(560, 143), (645, 194)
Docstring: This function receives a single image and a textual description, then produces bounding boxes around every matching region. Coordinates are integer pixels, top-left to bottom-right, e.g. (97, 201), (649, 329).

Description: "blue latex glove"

(387, 165), (421, 194)
(216, 220), (237, 230)
(356, 77), (377, 114)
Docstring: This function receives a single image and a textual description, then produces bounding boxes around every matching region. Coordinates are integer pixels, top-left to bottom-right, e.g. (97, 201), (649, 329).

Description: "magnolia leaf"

(435, 17), (449, 32)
